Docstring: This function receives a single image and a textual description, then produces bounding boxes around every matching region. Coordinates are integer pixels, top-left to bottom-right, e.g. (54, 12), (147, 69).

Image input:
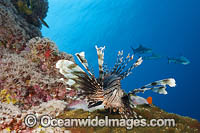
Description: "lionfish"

(56, 46), (176, 118)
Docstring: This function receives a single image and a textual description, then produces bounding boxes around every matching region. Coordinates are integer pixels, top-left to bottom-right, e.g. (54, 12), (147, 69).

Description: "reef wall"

(11, 0), (49, 28)
(0, 1), (76, 131)
(0, 37), (74, 110)
(0, 0), (41, 52)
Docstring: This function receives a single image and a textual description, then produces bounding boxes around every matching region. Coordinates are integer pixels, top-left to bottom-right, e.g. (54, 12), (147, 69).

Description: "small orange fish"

(146, 96), (152, 104)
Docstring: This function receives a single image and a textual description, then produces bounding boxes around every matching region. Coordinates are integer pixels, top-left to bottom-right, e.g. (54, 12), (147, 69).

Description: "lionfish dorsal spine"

(75, 52), (95, 78)
(111, 51), (136, 76)
(111, 50), (123, 74)
(95, 45), (105, 82)
(102, 63), (109, 75)
(120, 57), (143, 79)
(115, 53), (134, 74)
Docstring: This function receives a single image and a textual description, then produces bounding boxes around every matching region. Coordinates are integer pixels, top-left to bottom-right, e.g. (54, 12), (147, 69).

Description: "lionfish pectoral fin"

(56, 60), (86, 87)
(56, 59), (104, 104)
(131, 78), (176, 95)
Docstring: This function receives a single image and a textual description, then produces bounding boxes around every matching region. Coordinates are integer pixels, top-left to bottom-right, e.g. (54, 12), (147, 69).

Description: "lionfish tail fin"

(131, 78), (176, 95)
(75, 52), (94, 78)
(95, 45), (105, 82)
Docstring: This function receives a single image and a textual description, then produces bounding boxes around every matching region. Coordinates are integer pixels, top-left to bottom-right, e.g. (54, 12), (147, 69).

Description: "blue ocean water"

(42, 0), (200, 120)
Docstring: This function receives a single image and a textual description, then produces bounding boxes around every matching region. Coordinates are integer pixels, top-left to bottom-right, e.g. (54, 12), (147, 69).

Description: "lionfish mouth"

(56, 45), (176, 118)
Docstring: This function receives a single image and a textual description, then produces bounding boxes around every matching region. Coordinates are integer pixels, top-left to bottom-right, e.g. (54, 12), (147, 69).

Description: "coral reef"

(0, 37), (74, 110)
(0, 0), (41, 52)
(0, 102), (24, 131)
(11, 0), (49, 28)
(0, 100), (67, 131)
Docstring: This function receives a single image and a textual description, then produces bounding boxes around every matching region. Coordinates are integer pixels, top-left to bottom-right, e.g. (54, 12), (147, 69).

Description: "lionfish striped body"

(56, 46), (176, 118)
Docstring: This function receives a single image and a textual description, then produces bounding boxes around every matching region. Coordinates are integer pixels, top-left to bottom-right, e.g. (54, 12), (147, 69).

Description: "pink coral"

(0, 0), (41, 52)
(0, 37), (75, 110)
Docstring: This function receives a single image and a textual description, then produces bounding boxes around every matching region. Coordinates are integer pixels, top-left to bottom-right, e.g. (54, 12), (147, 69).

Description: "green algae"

(57, 105), (200, 133)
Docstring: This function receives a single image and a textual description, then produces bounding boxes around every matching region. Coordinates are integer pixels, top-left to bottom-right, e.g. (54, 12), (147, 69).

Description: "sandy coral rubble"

(0, 100), (67, 132)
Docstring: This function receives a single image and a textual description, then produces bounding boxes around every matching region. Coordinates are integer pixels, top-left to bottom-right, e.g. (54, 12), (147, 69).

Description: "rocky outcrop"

(0, 0), (41, 52)
(10, 0), (49, 28)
